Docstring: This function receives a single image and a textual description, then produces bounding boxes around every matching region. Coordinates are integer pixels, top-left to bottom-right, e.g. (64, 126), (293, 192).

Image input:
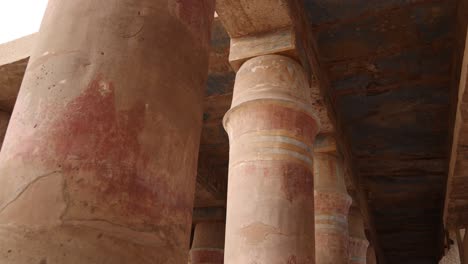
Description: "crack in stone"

(0, 170), (62, 215)
(59, 172), (71, 222)
(122, 24), (145, 39)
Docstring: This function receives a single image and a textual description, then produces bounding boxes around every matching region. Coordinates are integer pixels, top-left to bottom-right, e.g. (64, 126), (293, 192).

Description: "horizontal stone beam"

(0, 33), (36, 66)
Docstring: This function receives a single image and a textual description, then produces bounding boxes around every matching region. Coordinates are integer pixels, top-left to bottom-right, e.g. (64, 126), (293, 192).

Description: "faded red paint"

(6, 75), (191, 224)
(173, 0), (215, 47)
(231, 162), (314, 203)
(315, 192), (352, 216)
(281, 164), (314, 202)
(227, 103), (319, 147)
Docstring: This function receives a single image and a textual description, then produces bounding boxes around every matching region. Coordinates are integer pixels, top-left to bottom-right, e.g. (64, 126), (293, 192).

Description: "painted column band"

(314, 152), (352, 264)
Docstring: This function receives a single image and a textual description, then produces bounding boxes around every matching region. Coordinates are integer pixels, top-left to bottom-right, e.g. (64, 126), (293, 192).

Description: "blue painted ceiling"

(305, 0), (458, 262)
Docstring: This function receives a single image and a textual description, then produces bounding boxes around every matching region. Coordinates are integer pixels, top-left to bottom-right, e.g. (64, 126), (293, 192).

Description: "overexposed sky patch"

(0, 0), (48, 44)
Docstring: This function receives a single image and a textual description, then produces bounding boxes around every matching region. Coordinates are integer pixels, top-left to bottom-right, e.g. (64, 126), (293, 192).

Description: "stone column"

(314, 148), (352, 264)
(223, 54), (320, 263)
(0, 111), (10, 149)
(348, 207), (369, 264)
(0, 0), (215, 263)
(190, 222), (225, 264)
(366, 245), (377, 264)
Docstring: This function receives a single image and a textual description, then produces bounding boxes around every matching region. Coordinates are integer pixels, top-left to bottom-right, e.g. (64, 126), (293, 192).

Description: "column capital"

(224, 55), (321, 134)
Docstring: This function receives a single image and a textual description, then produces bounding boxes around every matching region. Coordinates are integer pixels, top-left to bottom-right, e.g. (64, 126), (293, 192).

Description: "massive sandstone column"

(223, 55), (320, 263)
(366, 245), (377, 264)
(190, 222), (225, 264)
(314, 148), (352, 264)
(0, 0), (214, 263)
(348, 207), (369, 264)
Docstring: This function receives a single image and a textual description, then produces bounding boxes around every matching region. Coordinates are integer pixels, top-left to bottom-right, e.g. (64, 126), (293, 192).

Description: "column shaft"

(190, 222), (225, 264)
(0, 0), (214, 263)
(223, 55), (320, 263)
(348, 207), (369, 264)
(314, 152), (351, 264)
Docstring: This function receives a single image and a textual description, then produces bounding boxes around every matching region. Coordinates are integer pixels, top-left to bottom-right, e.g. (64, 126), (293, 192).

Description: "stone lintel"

(215, 0), (291, 38)
(228, 27), (297, 71)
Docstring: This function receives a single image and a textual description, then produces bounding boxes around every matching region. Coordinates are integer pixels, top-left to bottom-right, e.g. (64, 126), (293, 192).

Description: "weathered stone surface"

(190, 222), (225, 264)
(229, 27), (297, 71)
(215, 0), (291, 38)
(0, 0), (215, 263)
(223, 55), (319, 263)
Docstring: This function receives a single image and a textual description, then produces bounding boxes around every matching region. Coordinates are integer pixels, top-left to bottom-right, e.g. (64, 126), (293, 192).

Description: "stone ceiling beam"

(229, 27), (297, 71)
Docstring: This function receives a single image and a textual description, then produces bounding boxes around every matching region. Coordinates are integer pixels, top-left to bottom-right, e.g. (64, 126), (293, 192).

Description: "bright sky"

(0, 0), (48, 44)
